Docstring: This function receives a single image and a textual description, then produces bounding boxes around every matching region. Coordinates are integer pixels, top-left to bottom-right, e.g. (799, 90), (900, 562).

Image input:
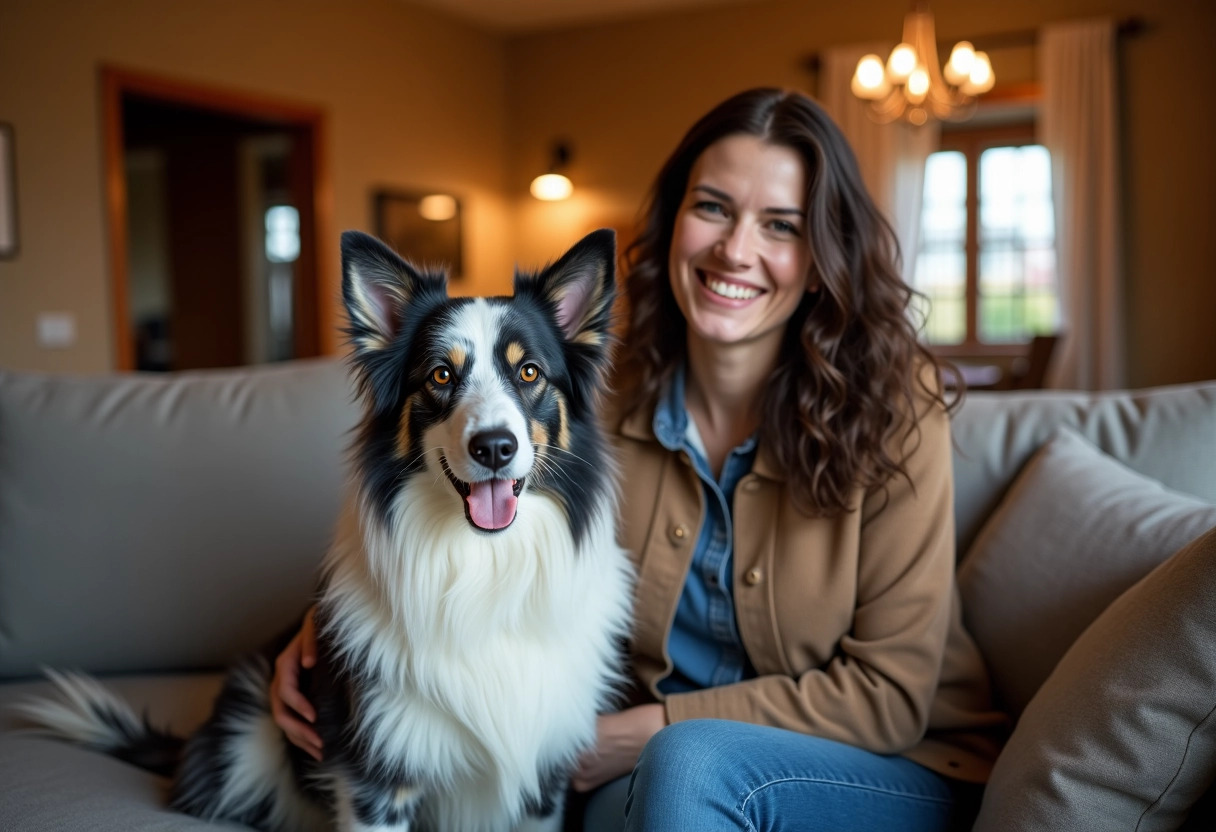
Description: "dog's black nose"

(469, 429), (517, 471)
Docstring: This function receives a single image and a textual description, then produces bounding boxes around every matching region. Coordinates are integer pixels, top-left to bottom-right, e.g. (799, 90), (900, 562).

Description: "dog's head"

(339, 229), (617, 542)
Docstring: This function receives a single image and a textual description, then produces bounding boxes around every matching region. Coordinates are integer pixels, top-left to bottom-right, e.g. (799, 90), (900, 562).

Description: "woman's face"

(668, 134), (813, 355)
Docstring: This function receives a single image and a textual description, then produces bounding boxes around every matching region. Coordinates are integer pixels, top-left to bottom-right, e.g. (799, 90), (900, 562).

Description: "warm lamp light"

(851, 54), (890, 100)
(944, 41), (976, 85)
(965, 52), (995, 94)
(887, 44), (917, 82)
(418, 194), (458, 222)
(530, 173), (573, 201)
(852, 1), (995, 125)
(531, 141), (574, 201)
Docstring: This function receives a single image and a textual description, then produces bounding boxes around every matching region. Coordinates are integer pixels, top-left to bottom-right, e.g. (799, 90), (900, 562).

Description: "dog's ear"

(341, 230), (446, 406)
(516, 228), (617, 408)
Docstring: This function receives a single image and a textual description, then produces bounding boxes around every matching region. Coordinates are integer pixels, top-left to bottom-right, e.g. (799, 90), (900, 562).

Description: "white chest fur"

(320, 479), (633, 831)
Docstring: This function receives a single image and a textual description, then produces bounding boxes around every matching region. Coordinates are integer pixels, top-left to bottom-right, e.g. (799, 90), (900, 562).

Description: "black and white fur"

(17, 229), (634, 832)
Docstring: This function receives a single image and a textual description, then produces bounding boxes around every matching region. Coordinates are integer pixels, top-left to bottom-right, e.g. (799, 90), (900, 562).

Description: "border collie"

(18, 229), (634, 832)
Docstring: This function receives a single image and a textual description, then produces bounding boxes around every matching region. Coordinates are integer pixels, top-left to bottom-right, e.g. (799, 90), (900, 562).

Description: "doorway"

(101, 67), (330, 371)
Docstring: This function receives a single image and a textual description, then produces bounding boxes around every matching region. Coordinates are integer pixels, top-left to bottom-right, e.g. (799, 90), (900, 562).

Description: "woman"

(273, 88), (1007, 831)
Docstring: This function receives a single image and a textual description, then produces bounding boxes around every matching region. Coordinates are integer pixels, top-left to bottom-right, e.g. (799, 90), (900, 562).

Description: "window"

(912, 123), (1059, 350)
(264, 204), (300, 264)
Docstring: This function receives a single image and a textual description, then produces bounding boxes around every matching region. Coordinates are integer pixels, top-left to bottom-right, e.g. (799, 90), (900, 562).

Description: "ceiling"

(405, 0), (757, 33)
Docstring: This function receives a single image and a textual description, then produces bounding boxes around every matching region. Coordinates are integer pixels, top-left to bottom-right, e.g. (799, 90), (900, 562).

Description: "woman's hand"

(270, 606), (323, 761)
(571, 704), (667, 792)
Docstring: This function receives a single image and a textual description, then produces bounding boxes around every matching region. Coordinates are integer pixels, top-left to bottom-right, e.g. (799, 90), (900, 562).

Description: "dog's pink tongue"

(466, 479), (518, 530)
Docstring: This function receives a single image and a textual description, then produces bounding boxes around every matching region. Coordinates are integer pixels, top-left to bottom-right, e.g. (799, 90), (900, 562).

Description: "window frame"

(925, 119), (1046, 358)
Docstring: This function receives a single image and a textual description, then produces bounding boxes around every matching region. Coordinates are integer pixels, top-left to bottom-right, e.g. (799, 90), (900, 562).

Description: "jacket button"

(745, 568), (763, 586)
(670, 524), (689, 544)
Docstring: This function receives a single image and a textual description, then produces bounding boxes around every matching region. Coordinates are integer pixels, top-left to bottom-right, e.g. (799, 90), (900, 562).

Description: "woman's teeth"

(705, 276), (760, 300)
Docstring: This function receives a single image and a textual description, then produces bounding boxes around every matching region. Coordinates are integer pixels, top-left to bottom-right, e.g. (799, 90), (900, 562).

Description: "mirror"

(374, 189), (463, 278)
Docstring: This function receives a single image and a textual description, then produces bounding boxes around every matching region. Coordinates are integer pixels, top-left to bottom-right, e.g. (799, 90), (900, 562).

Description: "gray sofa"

(2, 358), (1215, 830)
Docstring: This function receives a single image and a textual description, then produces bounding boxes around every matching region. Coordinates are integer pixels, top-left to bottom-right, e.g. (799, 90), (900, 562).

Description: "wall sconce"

(530, 141), (573, 201)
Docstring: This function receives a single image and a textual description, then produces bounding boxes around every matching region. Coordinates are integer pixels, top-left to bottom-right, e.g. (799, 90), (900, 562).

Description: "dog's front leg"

(516, 804), (564, 832)
(516, 770), (567, 832)
(332, 771), (424, 832)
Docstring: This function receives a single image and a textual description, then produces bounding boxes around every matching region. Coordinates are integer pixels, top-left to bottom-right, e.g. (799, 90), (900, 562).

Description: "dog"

(17, 228), (634, 832)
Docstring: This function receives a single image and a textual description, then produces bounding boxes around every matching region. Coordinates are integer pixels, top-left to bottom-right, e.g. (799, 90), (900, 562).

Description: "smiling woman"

(617, 88), (949, 516)
(577, 88), (1006, 830)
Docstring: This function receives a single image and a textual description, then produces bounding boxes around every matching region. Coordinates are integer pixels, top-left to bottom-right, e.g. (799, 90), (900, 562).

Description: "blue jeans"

(583, 720), (977, 832)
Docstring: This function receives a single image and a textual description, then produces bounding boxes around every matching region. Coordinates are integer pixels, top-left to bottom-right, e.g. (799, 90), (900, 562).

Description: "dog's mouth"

(439, 455), (524, 532)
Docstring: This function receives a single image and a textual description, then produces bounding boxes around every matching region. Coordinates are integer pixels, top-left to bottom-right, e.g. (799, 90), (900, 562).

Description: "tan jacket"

(610, 390), (1009, 783)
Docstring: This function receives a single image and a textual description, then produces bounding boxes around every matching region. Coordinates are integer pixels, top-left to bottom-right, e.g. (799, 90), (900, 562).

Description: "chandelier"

(851, 1), (995, 126)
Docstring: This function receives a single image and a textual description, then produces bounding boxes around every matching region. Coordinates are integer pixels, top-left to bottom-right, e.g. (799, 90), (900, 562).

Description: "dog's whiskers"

(528, 450), (590, 498)
(533, 443), (598, 470)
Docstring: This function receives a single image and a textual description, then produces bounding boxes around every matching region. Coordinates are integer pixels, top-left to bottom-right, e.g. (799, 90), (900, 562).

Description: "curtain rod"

(802, 16), (1145, 75)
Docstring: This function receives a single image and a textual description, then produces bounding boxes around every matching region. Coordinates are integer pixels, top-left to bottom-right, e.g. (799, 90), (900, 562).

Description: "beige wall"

(505, 0), (1216, 388)
(2, 0), (1214, 387)
(0, 0), (514, 373)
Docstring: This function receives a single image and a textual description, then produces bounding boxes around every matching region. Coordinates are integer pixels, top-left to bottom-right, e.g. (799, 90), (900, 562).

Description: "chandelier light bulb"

(966, 52), (995, 94)
(851, 54), (890, 100)
(945, 41), (976, 86)
(907, 67), (930, 99)
(887, 43), (917, 82)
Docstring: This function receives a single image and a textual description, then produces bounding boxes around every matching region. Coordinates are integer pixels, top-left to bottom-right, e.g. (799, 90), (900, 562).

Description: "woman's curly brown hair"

(615, 87), (959, 517)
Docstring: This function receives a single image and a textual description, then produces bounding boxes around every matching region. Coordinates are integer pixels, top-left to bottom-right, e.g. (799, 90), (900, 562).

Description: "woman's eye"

(695, 200), (726, 215)
(768, 219), (800, 235)
(519, 363), (540, 383)
(431, 367), (452, 385)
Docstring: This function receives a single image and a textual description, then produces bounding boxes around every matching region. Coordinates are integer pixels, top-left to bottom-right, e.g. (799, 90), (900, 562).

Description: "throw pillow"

(957, 426), (1216, 719)
(972, 523), (1216, 832)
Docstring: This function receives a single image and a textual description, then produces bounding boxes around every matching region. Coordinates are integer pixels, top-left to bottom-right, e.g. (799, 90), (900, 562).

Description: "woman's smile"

(697, 269), (764, 302)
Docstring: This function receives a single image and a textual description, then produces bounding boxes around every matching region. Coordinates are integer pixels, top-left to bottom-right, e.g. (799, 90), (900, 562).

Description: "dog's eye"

(431, 367), (452, 385)
(519, 363), (540, 383)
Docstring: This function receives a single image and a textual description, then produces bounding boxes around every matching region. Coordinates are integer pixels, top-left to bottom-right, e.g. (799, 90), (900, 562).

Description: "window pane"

(914, 150), (967, 345)
(265, 205), (300, 263)
(978, 145), (1058, 343)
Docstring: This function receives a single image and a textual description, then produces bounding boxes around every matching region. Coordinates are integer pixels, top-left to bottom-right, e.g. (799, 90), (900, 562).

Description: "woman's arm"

(270, 606), (324, 760)
(572, 704), (666, 792)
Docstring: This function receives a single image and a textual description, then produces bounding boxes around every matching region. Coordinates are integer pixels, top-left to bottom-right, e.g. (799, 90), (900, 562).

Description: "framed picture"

(0, 123), (17, 259)
(374, 189), (463, 279)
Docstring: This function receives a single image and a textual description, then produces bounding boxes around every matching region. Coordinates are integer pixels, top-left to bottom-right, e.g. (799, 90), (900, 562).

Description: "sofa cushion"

(972, 524), (1216, 832)
(950, 383), (1216, 554)
(957, 426), (1216, 719)
(0, 733), (231, 831)
(0, 359), (359, 680)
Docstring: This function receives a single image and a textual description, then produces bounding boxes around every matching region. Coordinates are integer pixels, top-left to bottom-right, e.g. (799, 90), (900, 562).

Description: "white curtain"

(819, 44), (939, 286)
(1040, 19), (1124, 390)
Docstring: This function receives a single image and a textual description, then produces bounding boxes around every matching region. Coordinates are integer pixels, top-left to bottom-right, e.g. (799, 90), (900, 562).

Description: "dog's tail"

(11, 668), (184, 777)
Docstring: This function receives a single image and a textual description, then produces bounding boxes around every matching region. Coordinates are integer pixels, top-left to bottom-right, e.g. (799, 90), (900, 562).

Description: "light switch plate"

(37, 312), (77, 348)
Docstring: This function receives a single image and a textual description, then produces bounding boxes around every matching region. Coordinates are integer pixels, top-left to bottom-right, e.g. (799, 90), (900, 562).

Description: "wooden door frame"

(100, 66), (334, 370)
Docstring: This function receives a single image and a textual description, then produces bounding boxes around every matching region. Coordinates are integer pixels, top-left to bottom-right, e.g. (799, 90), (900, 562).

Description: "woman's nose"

(713, 223), (756, 268)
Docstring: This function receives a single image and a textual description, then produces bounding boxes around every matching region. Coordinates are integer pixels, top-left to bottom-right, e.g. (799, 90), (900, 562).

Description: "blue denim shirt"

(652, 365), (759, 694)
